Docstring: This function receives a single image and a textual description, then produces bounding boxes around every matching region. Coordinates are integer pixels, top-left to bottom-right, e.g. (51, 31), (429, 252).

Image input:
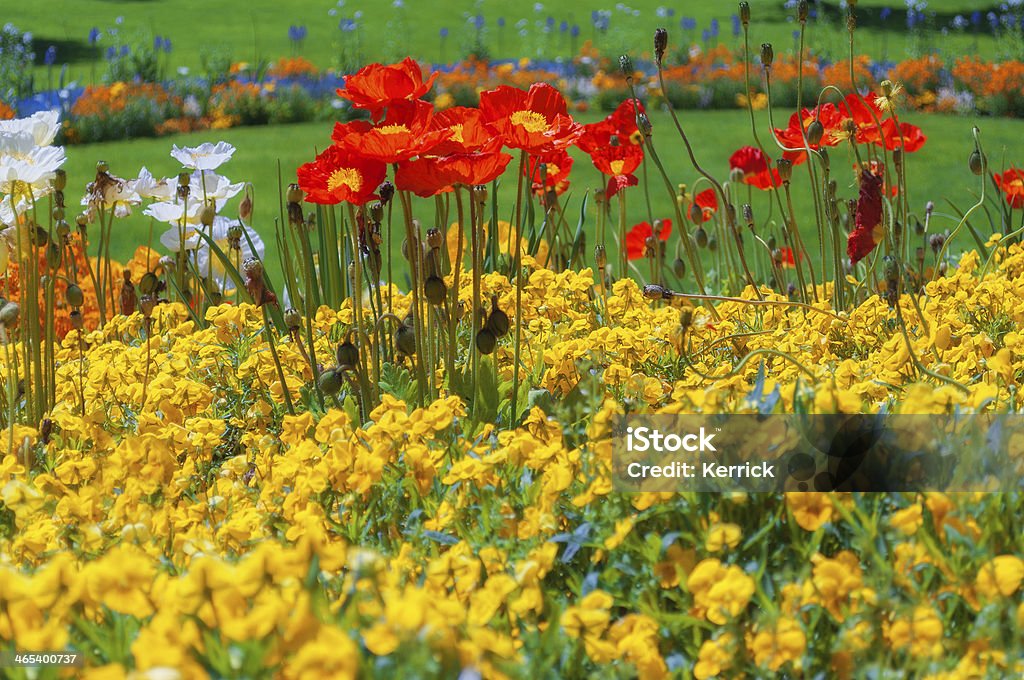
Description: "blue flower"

(731, 14), (741, 37)
(497, 17), (505, 28)
(571, 24), (580, 38)
(44, 45), (57, 66)
(880, 7), (892, 21)
(710, 18), (720, 37)
(560, 20), (568, 32)
(440, 27), (449, 38)
(88, 27), (101, 45)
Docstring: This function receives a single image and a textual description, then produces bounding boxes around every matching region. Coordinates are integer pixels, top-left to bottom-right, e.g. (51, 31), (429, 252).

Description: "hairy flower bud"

(739, 2), (750, 26)
(286, 183), (303, 204)
(636, 112), (652, 137)
(654, 28), (668, 66)
(969, 149), (986, 175)
(53, 168), (67, 191)
(742, 203), (754, 228)
(283, 307), (301, 330)
(807, 119), (824, 146)
(239, 191), (253, 223)
(595, 245), (607, 269)
(618, 54), (634, 78)
(760, 43), (774, 68)
(798, 0), (809, 22)
(777, 158), (793, 183)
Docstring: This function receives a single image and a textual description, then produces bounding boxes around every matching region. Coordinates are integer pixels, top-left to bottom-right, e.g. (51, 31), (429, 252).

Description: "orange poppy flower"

(525, 149), (573, 196)
(429, 106), (492, 155)
(332, 99), (447, 164)
(590, 143), (643, 197)
(479, 83), (582, 154)
(729, 146), (781, 190)
(876, 119), (926, 153)
(336, 57), (438, 120)
(776, 102), (843, 164)
(625, 219), (672, 260)
(994, 167), (1024, 209)
(297, 146), (387, 205)
(577, 99), (645, 153)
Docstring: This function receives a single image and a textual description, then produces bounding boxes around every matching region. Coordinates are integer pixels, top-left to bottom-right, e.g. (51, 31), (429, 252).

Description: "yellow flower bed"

(2, 243), (1024, 678)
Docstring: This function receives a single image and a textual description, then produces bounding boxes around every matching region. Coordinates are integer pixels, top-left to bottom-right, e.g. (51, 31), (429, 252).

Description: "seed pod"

(969, 149), (986, 176)
(424, 275), (447, 305)
(475, 328), (497, 355)
(760, 43), (774, 68)
(636, 112), (652, 137)
(642, 284), (669, 300)
(426, 227), (443, 250)
(654, 28), (668, 66)
(846, 11), (856, 32)
(139, 272), (159, 295)
(70, 310), (83, 330)
(742, 203), (754, 228)
(53, 169), (67, 191)
(689, 203), (703, 223)
(695, 226), (709, 248)
(729, 167), (745, 184)
(486, 296), (510, 337)
(882, 255), (900, 280)
(52, 205), (65, 221)
(708, 236), (719, 252)
(286, 183), (303, 204)
(672, 257), (686, 278)
(595, 244), (607, 269)
(798, 0), (809, 23)
(929, 232), (946, 253)
(96, 160), (109, 173)
(242, 258), (263, 280)
(56, 220), (70, 238)
(283, 307), (301, 330)
(395, 323), (416, 356)
(177, 170), (191, 186)
(925, 201), (934, 216)
(807, 119), (824, 146)
(318, 368), (343, 396)
(200, 203), (216, 227)
(739, 2), (750, 26)
(336, 341), (359, 367)
(368, 201), (384, 223)
(768, 236), (777, 250)
(65, 284), (84, 308)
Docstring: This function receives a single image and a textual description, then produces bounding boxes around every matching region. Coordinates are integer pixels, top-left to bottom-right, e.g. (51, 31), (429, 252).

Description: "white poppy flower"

(81, 174), (142, 219)
(133, 166), (175, 201)
(0, 136), (65, 201)
(161, 216), (265, 292)
(0, 111), (61, 147)
(170, 141), (236, 171)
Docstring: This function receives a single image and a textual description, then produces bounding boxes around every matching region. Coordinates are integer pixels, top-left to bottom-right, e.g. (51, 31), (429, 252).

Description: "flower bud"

(200, 203), (216, 227)
(742, 203), (754, 228)
(426, 227), (443, 250)
(378, 180), (395, 205)
(337, 341), (359, 367)
(798, 0), (809, 23)
(695, 226), (708, 247)
(283, 307), (301, 330)
(595, 244), (607, 269)
(53, 169), (67, 191)
(96, 160), (109, 173)
(45, 242), (61, 269)
(286, 183), (303, 204)
(654, 28), (668, 66)
(318, 368), (343, 396)
(424, 275), (447, 305)
(395, 323), (416, 356)
(242, 258), (263, 280)
(475, 328), (497, 355)
(486, 297), (510, 337)
(807, 119), (824, 146)
(56, 220), (70, 238)
(777, 158), (793, 183)
(708, 236), (718, 252)
(368, 201), (384, 223)
(969, 149), (986, 176)
(672, 257), (686, 278)
(729, 167), (745, 184)
(65, 284), (84, 308)
(642, 284), (670, 300)
(618, 54), (634, 78)
(739, 2), (750, 26)
(925, 201), (934, 216)
(0, 302), (19, 325)
(636, 112), (652, 137)
(139, 272), (159, 295)
(239, 191), (253, 222)
(760, 43), (774, 68)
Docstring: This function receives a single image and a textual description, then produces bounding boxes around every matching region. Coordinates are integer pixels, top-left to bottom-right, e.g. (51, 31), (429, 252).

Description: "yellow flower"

(786, 492), (835, 531)
(560, 590), (613, 640)
(750, 617), (806, 672)
(694, 633), (735, 679)
(84, 545), (156, 618)
(889, 503), (924, 535)
(285, 625), (359, 679)
(976, 555), (1024, 598)
(686, 559), (755, 625)
(705, 523), (742, 552)
(604, 517), (635, 550)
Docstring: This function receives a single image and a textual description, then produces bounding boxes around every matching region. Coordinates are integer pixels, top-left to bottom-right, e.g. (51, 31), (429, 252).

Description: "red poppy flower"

(396, 141), (512, 197)
(332, 99), (448, 164)
(838, 93), (885, 146)
(777, 247), (797, 268)
(525, 149), (573, 195)
(578, 99), (645, 153)
(994, 167), (1024, 209)
(875, 119), (926, 153)
(336, 57), (438, 120)
(625, 219), (672, 260)
(297, 146), (387, 205)
(691, 188), (718, 223)
(729, 146), (781, 190)
(848, 168), (884, 265)
(590, 143), (644, 198)
(479, 83), (583, 154)
(429, 106), (492, 155)
(394, 156), (453, 198)
(776, 103), (843, 164)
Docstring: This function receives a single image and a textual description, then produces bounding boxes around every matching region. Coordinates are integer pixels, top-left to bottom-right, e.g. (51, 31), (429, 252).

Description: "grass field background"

(20, 0), (1018, 87)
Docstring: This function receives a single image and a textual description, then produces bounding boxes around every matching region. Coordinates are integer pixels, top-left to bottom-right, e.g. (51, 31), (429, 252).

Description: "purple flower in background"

(105, 46), (116, 60)
(546, 16), (555, 28)
(120, 45), (130, 57)
(560, 20), (568, 33)
(153, 35), (164, 50)
(987, 11), (998, 30)
(44, 45), (57, 66)
(497, 17), (505, 28)
(163, 38), (172, 52)
(473, 15), (484, 30)
(680, 17), (697, 31)
(701, 28), (711, 42)
(971, 10), (982, 26)
(710, 18), (720, 37)
(880, 7), (892, 21)
(731, 14), (741, 37)
(88, 27), (101, 45)
(571, 24), (580, 38)
(339, 19), (357, 32)
(439, 27), (449, 38)
(288, 25), (308, 43)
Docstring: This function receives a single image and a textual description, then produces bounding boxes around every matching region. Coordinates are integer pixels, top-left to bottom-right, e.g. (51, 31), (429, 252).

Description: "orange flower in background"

(336, 57), (438, 119)
(332, 99), (447, 164)
(429, 106), (492, 155)
(729, 146), (781, 190)
(589, 143), (643, 197)
(479, 83), (582, 154)
(994, 167), (1024, 209)
(268, 56), (319, 79)
(0, 100), (14, 120)
(525, 149), (573, 196)
(297, 145), (387, 205)
(625, 219), (672, 260)
(691, 189), (718, 223)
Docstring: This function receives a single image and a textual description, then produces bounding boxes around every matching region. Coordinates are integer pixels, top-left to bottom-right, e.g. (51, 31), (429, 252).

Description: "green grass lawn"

(17, 0), (1019, 89)
(58, 108), (1023, 285)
